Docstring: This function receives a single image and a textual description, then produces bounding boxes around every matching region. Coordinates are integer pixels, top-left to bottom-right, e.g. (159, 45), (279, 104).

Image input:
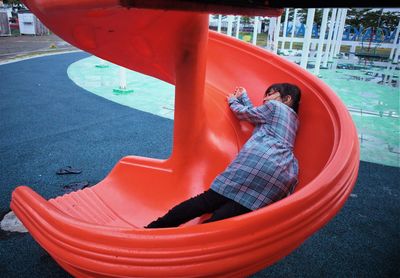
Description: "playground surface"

(0, 40), (399, 277)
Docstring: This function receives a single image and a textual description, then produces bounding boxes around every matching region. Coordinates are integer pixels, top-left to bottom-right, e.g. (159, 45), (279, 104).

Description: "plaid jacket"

(211, 92), (299, 210)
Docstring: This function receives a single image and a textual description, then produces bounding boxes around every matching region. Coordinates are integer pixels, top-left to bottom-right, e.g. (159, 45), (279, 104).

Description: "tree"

(283, 8), (400, 31)
(378, 11), (400, 29)
(241, 16), (251, 25)
(345, 8), (399, 29)
(3, 0), (22, 5)
(211, 15), (227, 20)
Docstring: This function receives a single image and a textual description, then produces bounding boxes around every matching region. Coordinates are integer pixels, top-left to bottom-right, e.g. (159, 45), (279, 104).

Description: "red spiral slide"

(11, 1), (359, 277)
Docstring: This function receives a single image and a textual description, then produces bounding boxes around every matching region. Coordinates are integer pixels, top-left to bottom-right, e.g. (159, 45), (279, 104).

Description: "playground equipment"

(11, 1), (359, 277)
(357, 26), (389, 62)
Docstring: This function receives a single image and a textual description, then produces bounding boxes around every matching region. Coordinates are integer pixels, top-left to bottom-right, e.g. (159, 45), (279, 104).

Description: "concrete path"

(0, 34), (77, 63)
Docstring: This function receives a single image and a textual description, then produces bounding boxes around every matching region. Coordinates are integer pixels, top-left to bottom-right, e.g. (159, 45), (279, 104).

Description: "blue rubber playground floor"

(0, 52), (399, 278)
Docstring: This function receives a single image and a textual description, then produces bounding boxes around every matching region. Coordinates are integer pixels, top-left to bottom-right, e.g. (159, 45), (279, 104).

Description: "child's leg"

(203, 200), (251, 224)
(146, 189), (229, 228)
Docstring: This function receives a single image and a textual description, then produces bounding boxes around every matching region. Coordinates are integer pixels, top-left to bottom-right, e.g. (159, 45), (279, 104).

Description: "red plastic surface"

(11, 1), (359, 277)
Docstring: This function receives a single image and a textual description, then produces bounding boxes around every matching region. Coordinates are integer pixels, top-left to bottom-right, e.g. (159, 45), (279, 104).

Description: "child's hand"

(228, 87), (246, 99)
(234, 86), (246, 98)
(227, 93), (235, 99)
(227, 87), (246, 101)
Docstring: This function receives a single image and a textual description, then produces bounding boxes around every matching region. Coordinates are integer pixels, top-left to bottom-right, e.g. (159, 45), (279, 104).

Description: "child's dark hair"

(265, 83), (301, 113)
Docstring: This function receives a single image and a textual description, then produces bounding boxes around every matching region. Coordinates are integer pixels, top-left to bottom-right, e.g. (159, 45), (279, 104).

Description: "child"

(146, 83), (301, 228)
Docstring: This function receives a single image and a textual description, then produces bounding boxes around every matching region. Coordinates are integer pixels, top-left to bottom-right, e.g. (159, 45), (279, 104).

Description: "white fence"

(209, 9), (400, 75)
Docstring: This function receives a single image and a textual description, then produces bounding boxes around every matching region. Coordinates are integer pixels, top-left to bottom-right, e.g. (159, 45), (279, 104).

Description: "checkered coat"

(210, 92), (299, 210)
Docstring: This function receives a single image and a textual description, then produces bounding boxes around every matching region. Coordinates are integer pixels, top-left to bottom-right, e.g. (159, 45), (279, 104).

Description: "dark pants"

(146, 189), (251, 228)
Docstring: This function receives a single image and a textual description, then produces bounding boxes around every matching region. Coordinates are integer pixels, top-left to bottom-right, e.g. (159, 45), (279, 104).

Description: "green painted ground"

(67, 56), (175, 119)
(68, 56), (399, 167)
(319, 66), (399, 167)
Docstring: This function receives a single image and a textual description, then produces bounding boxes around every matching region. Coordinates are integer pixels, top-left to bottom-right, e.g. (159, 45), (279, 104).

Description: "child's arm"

(228, 87), (253, 107)
(237, 92), (254, 108)
(228, 94), (273, 124)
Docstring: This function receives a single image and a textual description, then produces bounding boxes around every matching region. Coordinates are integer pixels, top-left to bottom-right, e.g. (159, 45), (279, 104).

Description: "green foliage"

(347, 8), (400, 29)
(241, 16), (251, 24)
(211, 14), (227, 20)
(3, 0), (22, 5)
